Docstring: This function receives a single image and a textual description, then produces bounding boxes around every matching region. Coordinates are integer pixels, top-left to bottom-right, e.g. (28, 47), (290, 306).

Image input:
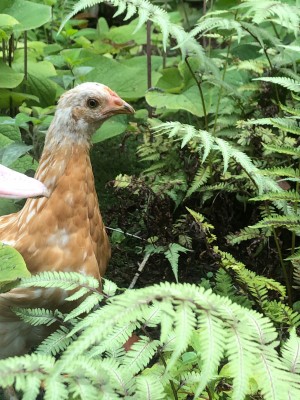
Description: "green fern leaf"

(13, 307), (61, 326)
(164, 243), (190, 282)
(122, 336), (160, 375)
(19, 271), (99, 291)
(64, 292), (103, 321)
(135, 375), (165, 399)
(37, 327), (73, 356)
(250, 214), (300, 230)
(281, 329), (300, 374)
(254, 77), (300, 93)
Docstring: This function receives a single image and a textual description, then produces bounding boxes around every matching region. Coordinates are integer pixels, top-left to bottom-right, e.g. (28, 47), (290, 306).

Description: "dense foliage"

(0, 0), (300, 399)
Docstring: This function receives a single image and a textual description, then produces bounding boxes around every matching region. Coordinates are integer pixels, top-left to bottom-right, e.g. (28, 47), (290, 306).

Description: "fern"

(281, 329), (300, 373)
(226, 226), (263, 245)
(190, 16), (243, 42)
(250, 190), (300, 203)
(164, 243), (190, 282)
(236, 0), (300, 35)
(18, 270), (100, 291)
(0, 273), (300, 399)
(153, 122), (283, 196)
(250, 214), (300, 230)
(59, 0), (205, 58)
(37, 327), (73, 356)
(13, 308), (62, 327)
(254, 77), (300, 92)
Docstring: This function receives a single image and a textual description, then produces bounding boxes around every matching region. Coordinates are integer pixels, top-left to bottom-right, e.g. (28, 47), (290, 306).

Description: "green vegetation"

(0, 0), (300, 398)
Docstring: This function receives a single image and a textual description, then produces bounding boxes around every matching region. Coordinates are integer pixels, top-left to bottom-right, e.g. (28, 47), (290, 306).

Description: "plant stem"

(272, 227), (292, 305)
(212, 36), (232, 135)
(24, 31), (28, 92)
(185, 56), (208, 130)
(146, 20), (153, 120)
(291, 160), (300, 255)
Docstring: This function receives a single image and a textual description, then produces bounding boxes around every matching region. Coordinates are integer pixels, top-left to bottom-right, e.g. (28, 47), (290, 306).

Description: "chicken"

(0, 82), (134, 358)
(0, 164), (48, 199)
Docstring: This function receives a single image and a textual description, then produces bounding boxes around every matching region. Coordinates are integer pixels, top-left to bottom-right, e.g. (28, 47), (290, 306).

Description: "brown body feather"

(0, 82), (134, 358)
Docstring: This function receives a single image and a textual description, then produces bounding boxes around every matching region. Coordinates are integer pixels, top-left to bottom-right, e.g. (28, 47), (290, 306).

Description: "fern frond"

(263, 144), (300, 157)
(246, 117), (300, 136)
(250, 190), (300, 203)
(0, 354), (54, 388)
(164, 243), (190, 282)
(122, 336), (160, 375)
(226, 226), (261, 245)
(64, 292), (103, 321)
(260, 167), (298, 178)
(281, 329), (300, 374)
(37, 327), (73, 356)
(250, 214), (300, 230)
(13, 307), (62, 326)
(19, 271), (99, 291)
(237, 1), (300, 35)
(192, 313), (227, 397)
(254, 77), (300, 93)
(59, 0), (205, 58)
(135, 374), (165, 400)
(190, 16), (243, 42)
(186, 166), (210, 198)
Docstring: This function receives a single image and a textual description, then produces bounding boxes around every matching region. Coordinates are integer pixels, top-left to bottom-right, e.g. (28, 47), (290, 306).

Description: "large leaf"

(0, 61), (24, 89)
(0, 143), (33, 167)
(0, 244), (30, 293)
(13, 61), (57, 107)
(0, 0), (51, 32)
(0, 117), (21, 141)
(84, 53), (162, 100)
(146, 86), (205, 117)
(0, 89), (39, 108)
(92, 115), (128, 143)
(0, 198), (19, 216)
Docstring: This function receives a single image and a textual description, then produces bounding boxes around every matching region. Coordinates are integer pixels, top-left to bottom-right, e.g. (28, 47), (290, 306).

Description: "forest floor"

(92, 135), (283, 291)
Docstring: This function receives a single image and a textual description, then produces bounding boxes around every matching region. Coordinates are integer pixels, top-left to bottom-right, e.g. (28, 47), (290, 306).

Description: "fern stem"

(291, 161), (300, 255)
(146, 20), (153, 120)
(241, 26), (280, 105)
(185, 56), (208, 130)
(272, 227), (292, 306)
(159, 352), (179, 400)
(212, 36), (232, 135)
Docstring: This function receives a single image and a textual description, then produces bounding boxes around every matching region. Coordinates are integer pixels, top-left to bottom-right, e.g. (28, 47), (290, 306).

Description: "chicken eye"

(87, 98), (99, 109)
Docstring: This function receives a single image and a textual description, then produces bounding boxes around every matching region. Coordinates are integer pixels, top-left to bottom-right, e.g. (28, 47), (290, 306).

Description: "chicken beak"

(122, 102), (135, 114)
(103, 91), (135, 117)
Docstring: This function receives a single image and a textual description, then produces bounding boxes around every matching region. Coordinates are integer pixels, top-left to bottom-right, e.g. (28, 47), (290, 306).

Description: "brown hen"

(0, 82), (134, 358)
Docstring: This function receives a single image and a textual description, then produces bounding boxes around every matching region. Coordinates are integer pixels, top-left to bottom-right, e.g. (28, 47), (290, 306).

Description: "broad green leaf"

(155, 67), (184, 93)
(85, 53), (162, 100)
(0, 244), (30, 293)
(92, 116), (128, 143)
(10, 154), (38, 173)
(0, 143), (33, 167)
(12, 61), (57, 107)
(103, 18), (147, 46)
(146, 86), (205, 117)
(0, 61), (24, 89)
(26, 74), (57, 107)
(0, 0), (51, 32)
(0, 198), (19, 216)
(0, 90), (39, 108)
(0, 117), (21, 142)
(0, 13), (19, 28)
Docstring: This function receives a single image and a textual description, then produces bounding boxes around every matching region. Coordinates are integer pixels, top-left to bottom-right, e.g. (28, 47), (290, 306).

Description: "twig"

(128, 253), (151, 289)
(106, 227), (144, 241)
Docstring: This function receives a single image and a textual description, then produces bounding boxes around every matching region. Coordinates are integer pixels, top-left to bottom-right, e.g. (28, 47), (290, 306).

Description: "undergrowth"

(0, 0), (300, 399)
